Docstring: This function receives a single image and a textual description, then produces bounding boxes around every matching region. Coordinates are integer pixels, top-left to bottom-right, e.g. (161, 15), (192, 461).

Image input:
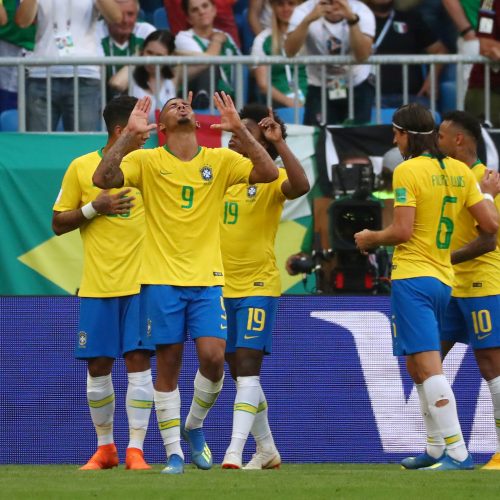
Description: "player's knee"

(434, 398), (449, 408)
(124, 349), (152, 372)
(87, 357), (114, 377)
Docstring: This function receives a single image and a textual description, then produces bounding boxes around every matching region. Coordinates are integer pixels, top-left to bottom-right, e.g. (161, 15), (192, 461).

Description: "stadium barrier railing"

(0, 54), (496, 132)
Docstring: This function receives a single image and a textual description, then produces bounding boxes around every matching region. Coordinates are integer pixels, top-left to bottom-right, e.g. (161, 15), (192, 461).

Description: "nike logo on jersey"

(160, 169), (172, 175)
(477, 333), (492, 341)
(244, 334), (259, 340)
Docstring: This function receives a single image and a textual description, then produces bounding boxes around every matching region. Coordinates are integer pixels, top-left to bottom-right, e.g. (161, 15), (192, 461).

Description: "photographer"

(284, 0), (375, 125)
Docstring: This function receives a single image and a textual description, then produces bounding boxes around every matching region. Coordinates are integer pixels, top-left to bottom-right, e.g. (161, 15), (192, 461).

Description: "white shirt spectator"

(288, 0), (375, 87)
(26, 0), (102, 79)
(175, 28), (240, 55)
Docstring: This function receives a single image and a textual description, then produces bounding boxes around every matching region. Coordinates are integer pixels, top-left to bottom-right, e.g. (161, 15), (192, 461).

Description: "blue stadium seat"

(0, 109), (18, 131)
(370, 107), (398, 125)
(439, 81), (457, 114)
(153, 7), (169, 29)
(236, 8), (255, 55)
(275, 107), (305, 124)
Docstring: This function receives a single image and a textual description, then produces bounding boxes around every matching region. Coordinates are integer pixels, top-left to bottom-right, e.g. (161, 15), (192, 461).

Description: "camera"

(289, 255), (316, 274)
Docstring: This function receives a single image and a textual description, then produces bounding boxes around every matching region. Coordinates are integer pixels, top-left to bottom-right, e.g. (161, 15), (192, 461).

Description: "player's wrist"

(81, 202), (99, 219)
(483, 193), (495, 202)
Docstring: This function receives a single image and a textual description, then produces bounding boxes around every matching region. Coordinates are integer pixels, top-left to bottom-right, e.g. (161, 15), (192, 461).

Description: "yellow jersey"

(221, 168), (288, 298)
(451, 162), (500, 297)
(122, 146), (254, 286)
(391, 155), (484, 286)
(53, 150), (145, 297)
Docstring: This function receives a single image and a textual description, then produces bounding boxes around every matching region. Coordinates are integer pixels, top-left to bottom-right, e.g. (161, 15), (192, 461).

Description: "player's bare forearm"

(92, 133), (134, 189)
(451, 229), (497, 265)
(52, 209), (89, 236)
(237, 126), (278, 184)
(277, 140), (310, 199)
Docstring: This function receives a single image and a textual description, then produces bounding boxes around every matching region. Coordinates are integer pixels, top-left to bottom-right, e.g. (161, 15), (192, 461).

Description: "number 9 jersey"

(391, 154), (484, 286)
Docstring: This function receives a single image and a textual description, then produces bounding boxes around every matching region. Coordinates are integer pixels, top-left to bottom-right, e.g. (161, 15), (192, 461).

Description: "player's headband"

(392, 122), (434, 135)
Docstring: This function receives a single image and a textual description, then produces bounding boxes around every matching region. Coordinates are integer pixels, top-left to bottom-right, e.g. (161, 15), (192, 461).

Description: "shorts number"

(223, 201), (239, 224)
(471, 309), (492, 334)
(436, 196), (457, 249)
(247, 308), (266, 331)
(181, 185), (194, 209)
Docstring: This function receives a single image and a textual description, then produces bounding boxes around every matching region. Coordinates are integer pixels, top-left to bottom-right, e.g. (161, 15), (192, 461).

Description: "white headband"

(392, 122), (434, 135)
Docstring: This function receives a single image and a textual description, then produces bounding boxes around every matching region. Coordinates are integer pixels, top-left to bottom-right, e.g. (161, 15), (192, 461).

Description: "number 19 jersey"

(451, 162), (500, 298)
(391, 155), (484, 286)
(122, 146), (254, 286)
(220, 168), (288, 298)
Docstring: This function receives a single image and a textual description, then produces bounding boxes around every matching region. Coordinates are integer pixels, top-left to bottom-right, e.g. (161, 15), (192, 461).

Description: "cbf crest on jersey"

(247, 185), (257, 198)
(200, 165), (213, 182)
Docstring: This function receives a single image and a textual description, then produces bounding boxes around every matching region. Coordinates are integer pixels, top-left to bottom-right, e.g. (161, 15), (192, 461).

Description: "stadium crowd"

(0, 0), (498, 130)
(0, 0), (499, 476)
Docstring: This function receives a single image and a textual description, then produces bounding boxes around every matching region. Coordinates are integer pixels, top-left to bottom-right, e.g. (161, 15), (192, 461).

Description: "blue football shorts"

(391, 277), (451, 356)
(140, 285), (227, 345)
(441, 295), (500, 349)
(224, 296), (279, 355)
(76, 294), (154, 359)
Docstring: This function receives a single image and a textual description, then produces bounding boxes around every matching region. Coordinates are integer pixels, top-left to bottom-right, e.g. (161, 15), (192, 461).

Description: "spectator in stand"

(174, 0), (240, 109)
(251, 0), (308, 108)
(109, 29), (177, 122)
(97, 0), (156, 100)
(443, 0), (481, 100)
(0, 2), (7, 25)
(15, 0), (122, 132)
(163, 0), (241, 47)
(365, 0), (448, 109)
(248, 0), (273, 35)
(464, 0), (500, 127)
(285, 0), (375, 126)
(0, 0), (36, 114)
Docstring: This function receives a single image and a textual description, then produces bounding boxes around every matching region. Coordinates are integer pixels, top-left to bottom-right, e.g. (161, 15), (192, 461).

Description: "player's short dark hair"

(392, 103), (443, 160)
(181, 0), (215, 14)
(103, 95), (138, 133)
(239, 103), (287, 161)
(441, 110), (482, 145)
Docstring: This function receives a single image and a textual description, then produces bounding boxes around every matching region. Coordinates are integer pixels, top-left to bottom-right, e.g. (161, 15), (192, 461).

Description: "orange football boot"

(79, 443), (119, 470)
(125, 448), (151, 470)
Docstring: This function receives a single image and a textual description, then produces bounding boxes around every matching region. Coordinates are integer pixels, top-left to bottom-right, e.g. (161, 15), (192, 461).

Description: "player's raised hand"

(126, 96), (157, 135)
(92, 188), (135, 215)
(210, 92), (242, 132)
(480, 169), (500, 198)
(259, 108), (283, 144)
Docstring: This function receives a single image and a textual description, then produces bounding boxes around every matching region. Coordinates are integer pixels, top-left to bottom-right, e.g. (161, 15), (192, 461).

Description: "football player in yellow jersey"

(92, 92), (279, 474)
(354, 103), (500, 470)
(437, 111), (500, 470)
(219, 104), (310, 470)
(52, 96), (155, 471)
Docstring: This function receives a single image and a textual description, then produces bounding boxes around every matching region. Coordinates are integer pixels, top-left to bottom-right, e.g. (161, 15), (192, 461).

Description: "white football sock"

(416, 383), (445, 458)
(185, 370), (224, 430)
(87, 373), (115, 446)
(126, 369), (153, 451)
(251, 386), (276, 453)
(226, 376), (261, 456)
(487, 375), (500, 453)
(423, 374), (468, 461)
(154, 387), (183, 460)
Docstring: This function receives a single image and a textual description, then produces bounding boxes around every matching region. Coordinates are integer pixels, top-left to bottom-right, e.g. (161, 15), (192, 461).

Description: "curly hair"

(239, 103), (287, 161)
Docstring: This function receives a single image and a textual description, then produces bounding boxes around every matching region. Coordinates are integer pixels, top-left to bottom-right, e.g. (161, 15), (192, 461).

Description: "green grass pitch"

(0, 464), (499, 499)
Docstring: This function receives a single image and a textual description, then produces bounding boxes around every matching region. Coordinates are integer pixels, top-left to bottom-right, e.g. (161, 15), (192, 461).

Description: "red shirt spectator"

(163, 0), (241, 47)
